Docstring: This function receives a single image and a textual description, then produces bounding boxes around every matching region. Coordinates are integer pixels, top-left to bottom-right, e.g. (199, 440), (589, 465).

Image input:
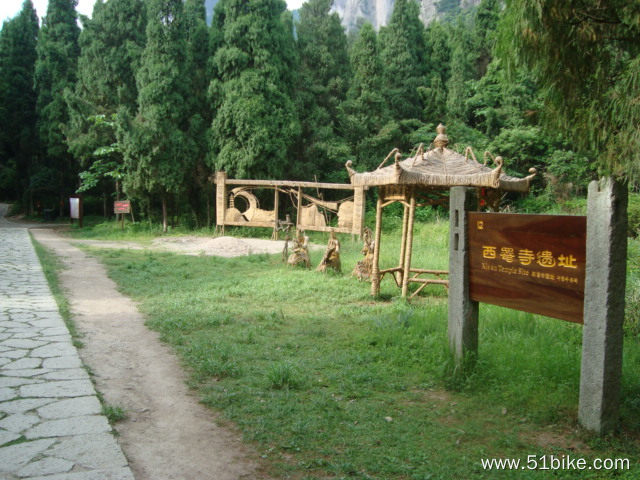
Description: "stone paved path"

(0, 214), (134, 479)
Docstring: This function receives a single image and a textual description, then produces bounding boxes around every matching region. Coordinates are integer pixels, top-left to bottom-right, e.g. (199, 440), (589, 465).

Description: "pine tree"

(340, 23), (389, 169)
(34, 0), (80, 212)
(0, 1), (39, 203)
(118, 0), (193, 232)
(378, 0), (426, 121)
(209, 0), (300, 179)
(294, 0), (350, 181)
(473, 0), (500, 77)
(65, 0), (146, 213)
(445, 16), (475, 122)
(184, 0), (212, 225)
(419, 20), (451, 123)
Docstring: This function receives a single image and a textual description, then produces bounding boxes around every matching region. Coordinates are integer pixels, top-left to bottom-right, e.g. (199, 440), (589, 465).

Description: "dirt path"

(30, 228), (269, 480)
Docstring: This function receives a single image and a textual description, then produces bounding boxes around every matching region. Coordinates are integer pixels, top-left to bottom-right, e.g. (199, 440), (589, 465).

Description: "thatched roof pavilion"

(346, 124), (536, 298)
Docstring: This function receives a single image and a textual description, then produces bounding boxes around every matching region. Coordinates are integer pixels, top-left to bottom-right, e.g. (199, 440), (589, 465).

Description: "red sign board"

(114, 200), (131, 214)
(468, 212), (586, 323)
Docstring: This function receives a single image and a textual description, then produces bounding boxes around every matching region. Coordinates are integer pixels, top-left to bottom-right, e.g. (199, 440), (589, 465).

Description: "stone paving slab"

(0, 228), (134, 480)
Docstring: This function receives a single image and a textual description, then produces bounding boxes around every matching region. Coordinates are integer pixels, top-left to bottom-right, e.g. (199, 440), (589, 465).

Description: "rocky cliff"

(330, 0), (481, 32)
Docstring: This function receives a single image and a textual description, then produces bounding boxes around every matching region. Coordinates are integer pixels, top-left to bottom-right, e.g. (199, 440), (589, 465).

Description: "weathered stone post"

(448, 187), (479, 364)
(579, 177), (628, 434)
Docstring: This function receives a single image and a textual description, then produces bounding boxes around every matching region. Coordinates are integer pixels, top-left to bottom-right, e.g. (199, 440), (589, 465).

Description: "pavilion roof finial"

(434, 124), (449, 150)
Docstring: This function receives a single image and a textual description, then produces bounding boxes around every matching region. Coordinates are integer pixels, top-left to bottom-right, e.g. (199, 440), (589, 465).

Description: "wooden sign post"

(114, 200), (131, 230)
(448, 178), (627, 434)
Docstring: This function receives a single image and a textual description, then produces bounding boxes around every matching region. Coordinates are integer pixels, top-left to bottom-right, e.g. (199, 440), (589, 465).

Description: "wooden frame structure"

(347, 124), (536, 299)
(370, 185), (450, 298)
(214, 171), (367, 238)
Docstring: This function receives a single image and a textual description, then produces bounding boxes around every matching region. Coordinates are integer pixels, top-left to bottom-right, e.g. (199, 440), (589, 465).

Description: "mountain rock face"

(330, 0), (481, 31)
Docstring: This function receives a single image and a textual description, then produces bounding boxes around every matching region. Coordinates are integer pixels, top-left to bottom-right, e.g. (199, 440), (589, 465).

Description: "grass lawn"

(78, 219), (638, 479)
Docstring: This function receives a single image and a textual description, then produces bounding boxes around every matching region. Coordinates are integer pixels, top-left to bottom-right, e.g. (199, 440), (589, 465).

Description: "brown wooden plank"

(468, 212), (586, 323)
(219, 178), (360, 190)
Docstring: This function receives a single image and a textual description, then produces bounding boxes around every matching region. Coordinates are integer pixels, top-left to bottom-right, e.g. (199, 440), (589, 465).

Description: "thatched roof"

(345, 125), (536, 193)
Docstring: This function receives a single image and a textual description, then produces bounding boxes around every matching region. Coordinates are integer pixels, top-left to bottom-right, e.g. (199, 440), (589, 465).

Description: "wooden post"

(353, 187), (366, 237)
(399, 203), (409, 274)
(215, 171), (227, 234)
(272, 188), (279, 240)
(401, 192), (416, 298)
(448, 187), (479, 365)
(371, 194), (384, 296)
(296, 186), (302, 230)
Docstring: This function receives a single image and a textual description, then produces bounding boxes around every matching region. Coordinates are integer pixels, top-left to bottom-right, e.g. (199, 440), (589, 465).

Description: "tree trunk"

(162, 194), (168, 233)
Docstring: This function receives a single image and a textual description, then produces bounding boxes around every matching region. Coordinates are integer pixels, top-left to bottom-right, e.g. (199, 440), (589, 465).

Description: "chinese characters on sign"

(468, 213), (586, 323)
(114, 200), (131, 214)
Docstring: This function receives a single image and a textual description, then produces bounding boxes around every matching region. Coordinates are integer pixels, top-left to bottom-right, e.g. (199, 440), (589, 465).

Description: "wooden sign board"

(468, 212), (586, 323)
(114, 200), (131, 214)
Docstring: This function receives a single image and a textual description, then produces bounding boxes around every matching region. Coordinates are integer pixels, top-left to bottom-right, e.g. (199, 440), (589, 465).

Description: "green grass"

(78, 220), (640, 479)
(101, 403), (127, 424)
(31, 234), (83, 348)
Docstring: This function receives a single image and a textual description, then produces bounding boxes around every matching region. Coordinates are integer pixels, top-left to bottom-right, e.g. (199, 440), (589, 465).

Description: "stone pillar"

(448, 187), (479, 364)
(579, 177), (628, 434)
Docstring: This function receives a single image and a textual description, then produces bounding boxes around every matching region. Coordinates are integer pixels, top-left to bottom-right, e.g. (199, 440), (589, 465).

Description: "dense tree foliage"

(118, 0), (192, 231)
(294, 0), (350, 182)
(209, 0), (300, 180)
(0, 1), (38, 203)
(65, 0), (146, 212)
(184, 0), (213, 225)
(499, 0), (640, 182)
(34, 0), (80, 212)
(0, 0), (616, 221)
(378, 0), (426, 121)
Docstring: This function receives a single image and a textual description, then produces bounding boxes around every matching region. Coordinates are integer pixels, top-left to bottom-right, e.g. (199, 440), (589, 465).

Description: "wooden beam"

(216, 178), (362, 190)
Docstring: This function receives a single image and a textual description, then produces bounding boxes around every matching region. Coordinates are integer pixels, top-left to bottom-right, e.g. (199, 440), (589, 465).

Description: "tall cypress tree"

(0, 0), (39, 203)
(294, 0), (350, 181)
(378, 0), (426, 121)
(184, 0), (212, 225)
(209, 0), (300, 179)
(339, 23), (389, 169)
(419, 20), (451, 122)
(65, 0), (146, 212)
(445, 16), (475, 122)
(34, 0), (80, 211)
(118, 0), (192, 232)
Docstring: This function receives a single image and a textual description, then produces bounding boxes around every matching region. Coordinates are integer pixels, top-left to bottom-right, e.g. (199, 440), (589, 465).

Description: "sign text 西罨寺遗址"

(468, 212), (586, 323)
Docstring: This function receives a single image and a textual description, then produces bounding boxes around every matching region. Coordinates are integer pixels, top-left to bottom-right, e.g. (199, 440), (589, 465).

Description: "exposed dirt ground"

(22, 223), (274, 480)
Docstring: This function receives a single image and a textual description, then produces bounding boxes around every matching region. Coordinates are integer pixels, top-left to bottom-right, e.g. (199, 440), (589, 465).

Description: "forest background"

(0, 0), (638, 233)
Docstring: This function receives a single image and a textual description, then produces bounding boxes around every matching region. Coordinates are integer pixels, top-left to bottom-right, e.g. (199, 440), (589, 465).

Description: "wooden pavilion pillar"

(400, 190), (417, 298)
(398, 203), (410, 282)
(370, 194), (384, 296)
